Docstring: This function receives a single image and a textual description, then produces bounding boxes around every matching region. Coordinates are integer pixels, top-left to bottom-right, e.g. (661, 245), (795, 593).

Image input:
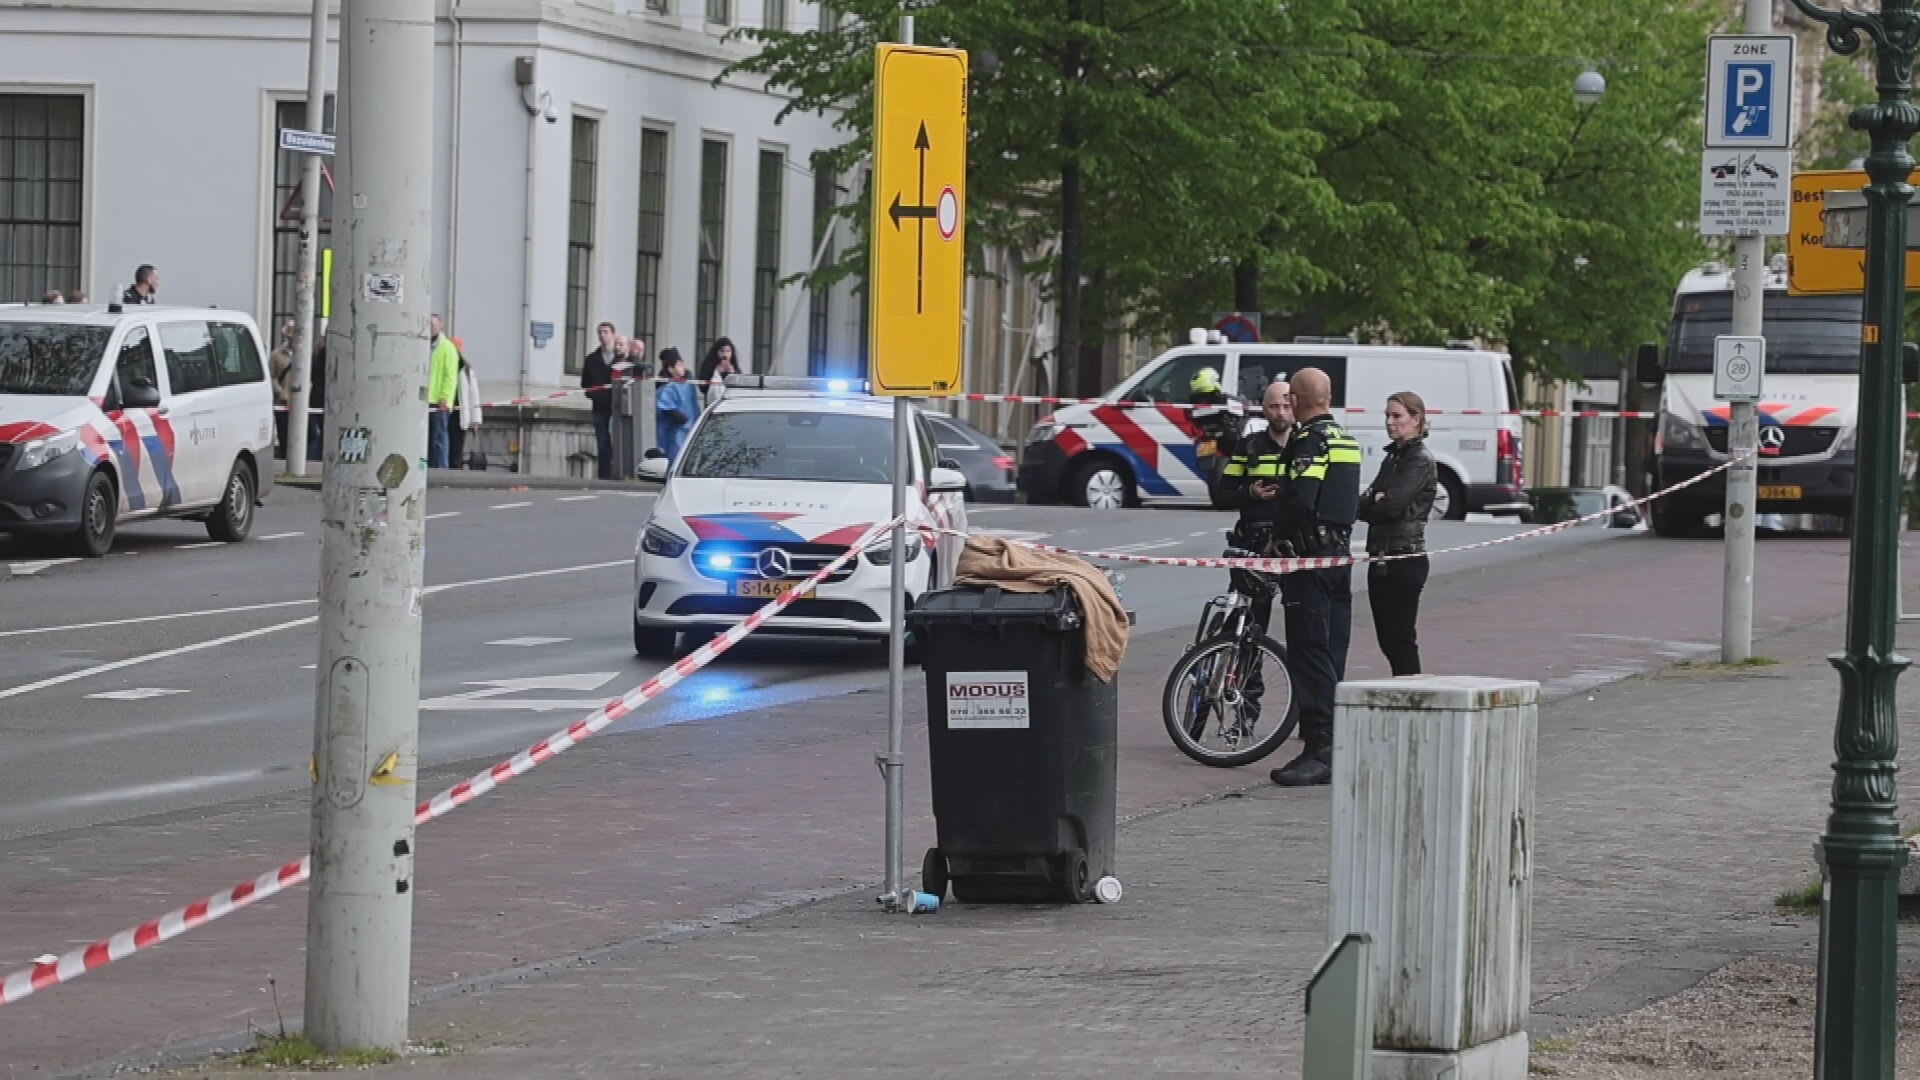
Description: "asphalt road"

(0, 485), (1613, 842)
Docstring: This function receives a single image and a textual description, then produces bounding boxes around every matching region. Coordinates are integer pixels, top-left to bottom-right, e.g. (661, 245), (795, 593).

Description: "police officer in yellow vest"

(1218, 377), (1295, 630)
(1266, 367), (1362, 788)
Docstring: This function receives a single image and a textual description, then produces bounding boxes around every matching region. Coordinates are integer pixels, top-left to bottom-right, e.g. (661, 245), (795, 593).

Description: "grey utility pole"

(879, 8), (916, 913)
(1721, 0), (1768, 664)
(285, 0), (331, 476)
(304, 0), (436, 1052)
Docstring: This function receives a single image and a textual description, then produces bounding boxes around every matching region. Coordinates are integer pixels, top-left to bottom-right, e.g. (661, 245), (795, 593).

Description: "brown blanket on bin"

(954, 535), (1129, 682)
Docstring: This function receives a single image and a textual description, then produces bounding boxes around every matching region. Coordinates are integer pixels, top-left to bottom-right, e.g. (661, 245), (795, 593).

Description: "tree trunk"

(1233, 256), (1260, 316)
(1055, 0), (1086, 403)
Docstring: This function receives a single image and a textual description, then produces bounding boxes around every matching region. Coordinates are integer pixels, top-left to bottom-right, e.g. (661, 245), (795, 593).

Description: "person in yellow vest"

(428, 314), (460, 469)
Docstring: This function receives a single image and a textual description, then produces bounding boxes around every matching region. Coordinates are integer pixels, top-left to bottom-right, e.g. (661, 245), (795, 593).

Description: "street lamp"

(1784, 2), (1916, 1077)
(1572, 68), (1607, 105)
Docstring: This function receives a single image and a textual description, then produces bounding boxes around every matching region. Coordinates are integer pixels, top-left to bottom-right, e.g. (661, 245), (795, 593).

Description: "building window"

(564, 115), (599, 374)
(751, 149), (784, 373)
(645, 0), (669, 11)
(820, 4), (839, 33)
(270, 96), (335, 333)
(707, 0), (729, 26)
(764, 0), (786, 30)
(0, 94), (84, 303)
(695, 138), (728, 361)
(633, 127), (669, 355)
(807, 162), (837, 376)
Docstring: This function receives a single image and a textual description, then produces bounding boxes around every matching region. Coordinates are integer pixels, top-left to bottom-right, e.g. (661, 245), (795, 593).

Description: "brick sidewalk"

(164, 611), (1920, 1080)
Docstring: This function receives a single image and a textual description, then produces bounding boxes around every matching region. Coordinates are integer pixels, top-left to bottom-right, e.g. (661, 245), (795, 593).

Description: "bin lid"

(906, 584), (1081, 629)
(1335, 676), (1538, 712)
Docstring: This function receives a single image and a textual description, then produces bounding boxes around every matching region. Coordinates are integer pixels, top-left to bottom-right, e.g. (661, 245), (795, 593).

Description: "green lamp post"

(1786, 2), (1915, 1076)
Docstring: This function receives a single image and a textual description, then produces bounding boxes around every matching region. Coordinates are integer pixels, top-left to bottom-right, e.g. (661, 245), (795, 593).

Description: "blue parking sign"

(1707, 35), (1793, 149)
(1724, 63), (1773, 141)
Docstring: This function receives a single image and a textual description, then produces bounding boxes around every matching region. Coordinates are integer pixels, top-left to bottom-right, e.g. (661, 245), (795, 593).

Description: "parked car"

(1523, 485), (1643, 529)
(923, 411), (1016, 503)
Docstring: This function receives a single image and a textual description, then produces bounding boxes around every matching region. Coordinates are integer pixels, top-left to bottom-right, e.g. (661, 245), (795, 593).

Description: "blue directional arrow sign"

(1705, 35), (1794, 150)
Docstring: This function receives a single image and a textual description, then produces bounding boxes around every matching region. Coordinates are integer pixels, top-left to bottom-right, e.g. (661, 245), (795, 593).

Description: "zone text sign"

(1705, 35), (1794, 150)
(869, 43), (968, 397)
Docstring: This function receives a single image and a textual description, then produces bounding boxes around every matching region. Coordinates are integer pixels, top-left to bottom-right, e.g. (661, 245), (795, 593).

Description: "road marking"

(5, 559), (79, 576)
(176, 542), (227, 550)
(427, 511), (462, 521)
(1105, 539), (1185, 553)
(976, 529), (1049, 543)
(1189, 531), (1211, 539)
(490, 502), (533, 510)
(420, 672), (619, 713)
(0, 768), (273, 827)
(556, 495), (599, 502)
(301, 664), (316, 670)
(486, 636), (572, 647)
(86, 687), (189, 701)
(260, 531), (305, 541)
(0, 559), (627, 639)
(608, 490), (655, 498)
(0, 616), (318, 702)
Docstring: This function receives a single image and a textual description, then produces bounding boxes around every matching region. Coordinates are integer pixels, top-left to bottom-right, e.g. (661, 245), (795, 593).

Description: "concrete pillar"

(1329, 676), (1539, 1080)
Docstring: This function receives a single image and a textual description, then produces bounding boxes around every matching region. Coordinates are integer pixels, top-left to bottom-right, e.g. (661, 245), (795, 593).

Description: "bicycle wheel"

(1160, 632), (1298, 767)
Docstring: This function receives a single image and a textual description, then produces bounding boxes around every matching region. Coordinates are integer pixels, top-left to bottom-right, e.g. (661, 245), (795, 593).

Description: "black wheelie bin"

(906, 584), (1118, 903)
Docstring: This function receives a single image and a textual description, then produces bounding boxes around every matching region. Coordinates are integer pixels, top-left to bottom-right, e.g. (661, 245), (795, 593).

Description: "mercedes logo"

(1759, 426), (1787, 450)
(757, 548), (793, 579)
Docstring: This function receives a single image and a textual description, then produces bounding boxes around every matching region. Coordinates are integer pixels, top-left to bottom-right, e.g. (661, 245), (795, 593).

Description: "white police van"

(1018, 331), (1528, 518)
(0, 303), (275, 555)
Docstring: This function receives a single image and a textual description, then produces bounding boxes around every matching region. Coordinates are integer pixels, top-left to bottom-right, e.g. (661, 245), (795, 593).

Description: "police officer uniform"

(1187, 367), (1244, 460)
(1269, 412), (1362, 787)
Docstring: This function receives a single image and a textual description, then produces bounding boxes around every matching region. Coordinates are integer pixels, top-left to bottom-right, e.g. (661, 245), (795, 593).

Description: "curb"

(275, 470), (662, 494)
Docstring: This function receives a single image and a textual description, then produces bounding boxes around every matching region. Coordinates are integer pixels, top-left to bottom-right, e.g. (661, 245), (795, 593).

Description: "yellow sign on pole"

(321, 248), (333, 320)
(869, 44), (967, 397)
(1787, 168), (1920, 295)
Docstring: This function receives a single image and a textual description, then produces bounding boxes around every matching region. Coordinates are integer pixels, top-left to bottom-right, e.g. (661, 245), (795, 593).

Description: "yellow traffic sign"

(869, 43), (968, 396)
(1788, 168), (1920, 295)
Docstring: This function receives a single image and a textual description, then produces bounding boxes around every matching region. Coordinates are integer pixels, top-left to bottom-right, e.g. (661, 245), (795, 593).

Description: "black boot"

(1270, 744), (1332, 787)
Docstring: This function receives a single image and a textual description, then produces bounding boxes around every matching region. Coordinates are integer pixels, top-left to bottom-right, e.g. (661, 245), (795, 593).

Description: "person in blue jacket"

(655, 347), (700, 463)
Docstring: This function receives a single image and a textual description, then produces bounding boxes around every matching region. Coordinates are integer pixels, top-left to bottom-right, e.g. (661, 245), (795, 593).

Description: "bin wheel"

(921, 848), (948, 900)
(1061, 851), (1090, 904)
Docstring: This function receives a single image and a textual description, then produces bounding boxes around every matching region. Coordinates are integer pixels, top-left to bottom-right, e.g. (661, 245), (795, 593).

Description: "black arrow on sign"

(887, 122), (936, 313)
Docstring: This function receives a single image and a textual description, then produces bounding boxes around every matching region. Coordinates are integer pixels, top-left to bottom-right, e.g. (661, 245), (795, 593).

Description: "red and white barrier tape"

(960, 452), (1754, 575)
(0, 516), (906, 1009)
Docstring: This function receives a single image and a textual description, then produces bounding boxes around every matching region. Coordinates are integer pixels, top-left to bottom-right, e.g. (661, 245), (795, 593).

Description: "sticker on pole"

(945, 671), (1030, 730)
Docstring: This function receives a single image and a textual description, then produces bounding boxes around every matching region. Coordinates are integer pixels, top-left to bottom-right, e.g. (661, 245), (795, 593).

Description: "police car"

(630, 375), (970, 656)
(0, 303), (276, 556)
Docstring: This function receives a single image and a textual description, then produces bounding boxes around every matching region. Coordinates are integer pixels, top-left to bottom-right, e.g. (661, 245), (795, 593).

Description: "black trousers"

(1368, 556), (1429, 676)
(592, 412), (615, 480)
(1282, 563), (1353, 750)
(448, 422), (467, 469)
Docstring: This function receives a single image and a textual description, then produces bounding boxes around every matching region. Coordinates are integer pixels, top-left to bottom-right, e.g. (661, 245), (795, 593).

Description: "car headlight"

(1659, 412), (1709, 451)
(864, 532), (924, 565)
(18, 429), (80, 470)
(640, 522), (689, 558)
(1025, 421), (1064, 444)
(1831, 425), (1856, 455)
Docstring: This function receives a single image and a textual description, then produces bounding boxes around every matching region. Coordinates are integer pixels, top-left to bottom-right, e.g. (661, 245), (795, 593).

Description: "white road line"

(427, 511), (462, 521)
(260, 531), (304, 541)
(5, 558), (80, 576)
(0, 559), (629, 638)
(87, 687), (189, 701)
(0, 768), (273, 827)
(556, 495), (599, 502)
(485, 636), (572, 647)
(176, 541), (227, 550)
(0, 616), (318, 702)
(490, 502), (533, 510)
(1105, 539), (1186, 553)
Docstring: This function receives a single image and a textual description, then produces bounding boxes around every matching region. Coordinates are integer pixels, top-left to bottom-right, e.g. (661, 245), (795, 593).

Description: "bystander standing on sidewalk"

(121, 264), (158, 305)
(657, 347), (699, 463)
(582, 323), (619, 480)
(268, 320), (296, 457)
(428, 314), (459, 469)
(1358, 391), (1438, 676)
(450, 340), (483, 469)
(698, 337), (739, 408)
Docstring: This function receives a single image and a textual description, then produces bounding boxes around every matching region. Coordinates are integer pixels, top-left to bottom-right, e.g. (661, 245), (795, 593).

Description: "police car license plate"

(1759, 485), (1802, 500)
(1197, 439), (1217, 457)
(735, 580), (815, 600)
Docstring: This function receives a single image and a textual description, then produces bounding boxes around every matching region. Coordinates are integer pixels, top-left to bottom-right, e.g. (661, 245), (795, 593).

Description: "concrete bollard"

(1328, 676), (1539, 1080)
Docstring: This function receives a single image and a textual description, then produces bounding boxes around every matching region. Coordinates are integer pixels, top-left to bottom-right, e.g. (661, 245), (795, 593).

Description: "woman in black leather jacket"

(1358, 392), (1438, 675)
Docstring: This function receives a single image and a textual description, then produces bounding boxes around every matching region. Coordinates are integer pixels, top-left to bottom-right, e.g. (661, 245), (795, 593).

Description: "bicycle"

(1160, 547), (1300, 767)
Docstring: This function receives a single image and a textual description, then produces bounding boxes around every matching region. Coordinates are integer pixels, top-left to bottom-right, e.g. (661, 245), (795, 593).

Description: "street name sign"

(1705, 35), (1794, 149)
(869, 43), (968, 396)
(279, 128), (336, 156)
(1714, 335), (1765, 403)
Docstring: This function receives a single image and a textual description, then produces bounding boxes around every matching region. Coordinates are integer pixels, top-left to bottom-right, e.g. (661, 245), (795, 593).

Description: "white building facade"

(0, 0), (884, 470)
